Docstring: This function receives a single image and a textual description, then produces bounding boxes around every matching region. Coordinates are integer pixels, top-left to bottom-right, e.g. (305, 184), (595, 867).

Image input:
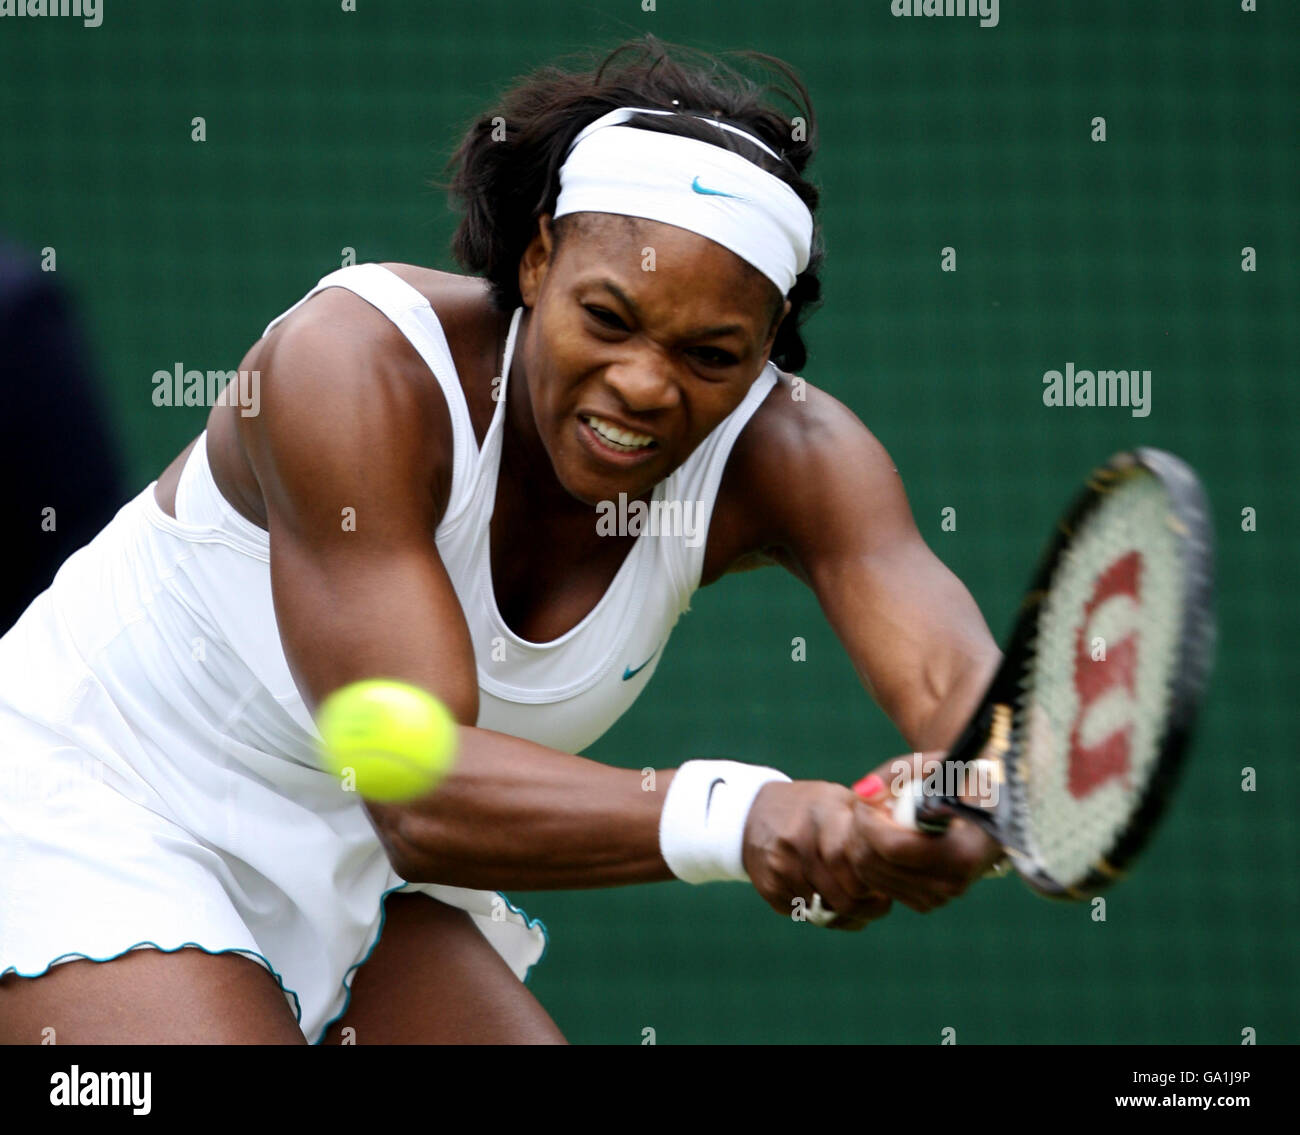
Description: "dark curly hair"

(441, 34), (823, 374)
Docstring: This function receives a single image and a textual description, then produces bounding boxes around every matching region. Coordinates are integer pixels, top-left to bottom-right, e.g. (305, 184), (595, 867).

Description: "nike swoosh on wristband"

(691, 175), (745, 200)
(705, 777), (726, 821)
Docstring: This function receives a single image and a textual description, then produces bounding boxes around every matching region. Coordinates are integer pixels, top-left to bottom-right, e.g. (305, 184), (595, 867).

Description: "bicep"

(240, 304), (479, 724)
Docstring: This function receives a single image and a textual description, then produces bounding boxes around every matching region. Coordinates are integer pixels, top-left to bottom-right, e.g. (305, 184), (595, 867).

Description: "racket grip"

(891, 779), (953, 834)
(891, 769), (1012, 880)
(809, 776), (966, 924)
(808, 780), (930, 927)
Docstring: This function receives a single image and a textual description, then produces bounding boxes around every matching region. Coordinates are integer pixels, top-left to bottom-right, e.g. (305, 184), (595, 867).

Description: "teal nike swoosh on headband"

(622, 643), (663, 681)
(691, 175), (745, 199)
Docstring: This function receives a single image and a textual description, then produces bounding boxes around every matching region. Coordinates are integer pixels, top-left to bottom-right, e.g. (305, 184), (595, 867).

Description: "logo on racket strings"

(1068, 551), (1141, 797)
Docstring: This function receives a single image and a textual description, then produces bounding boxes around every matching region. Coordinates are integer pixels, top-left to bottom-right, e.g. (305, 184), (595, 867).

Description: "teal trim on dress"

(3, 941), (304, 1030)
(312, 882), (410, 1045)
(495, 891), (550, 982)
(310, 887), (550, 1045)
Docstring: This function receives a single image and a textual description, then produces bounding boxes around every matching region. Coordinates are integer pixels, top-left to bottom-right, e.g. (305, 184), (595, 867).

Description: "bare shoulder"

(250, 263), (505, 456)
(234, 269), (490, 522)
(703, 368), (909, 584)
(378, 261), (495, 325)
(258, 263), (501, 383)
(206, 264), (506, 532)
(253, 281), (432, 428)
(739, 369), (897, 474)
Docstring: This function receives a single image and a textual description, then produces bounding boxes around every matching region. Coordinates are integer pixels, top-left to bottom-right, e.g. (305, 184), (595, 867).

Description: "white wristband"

(658, 759), (791, 884)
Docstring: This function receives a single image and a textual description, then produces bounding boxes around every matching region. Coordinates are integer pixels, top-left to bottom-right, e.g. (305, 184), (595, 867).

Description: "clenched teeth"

(583, 415), (655, 451)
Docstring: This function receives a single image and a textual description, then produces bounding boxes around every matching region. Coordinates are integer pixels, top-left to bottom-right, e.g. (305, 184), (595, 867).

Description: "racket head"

(927, 448), (1216, 898)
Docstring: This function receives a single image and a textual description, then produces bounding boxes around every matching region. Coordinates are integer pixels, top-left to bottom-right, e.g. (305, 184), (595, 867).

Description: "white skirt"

(0, 484), (547, 1044)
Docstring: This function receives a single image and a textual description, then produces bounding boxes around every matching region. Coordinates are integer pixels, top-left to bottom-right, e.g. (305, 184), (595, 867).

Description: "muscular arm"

(719, 379), (1001, 753)
(240, 295), (672, 889)
(243, 308), (995, 915)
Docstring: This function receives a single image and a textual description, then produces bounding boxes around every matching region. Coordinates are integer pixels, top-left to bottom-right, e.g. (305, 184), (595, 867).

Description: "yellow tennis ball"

(316, 679), (458, 803)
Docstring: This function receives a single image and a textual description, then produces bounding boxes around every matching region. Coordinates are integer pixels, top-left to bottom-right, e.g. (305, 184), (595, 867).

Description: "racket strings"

(1010, 471), (1187, 890)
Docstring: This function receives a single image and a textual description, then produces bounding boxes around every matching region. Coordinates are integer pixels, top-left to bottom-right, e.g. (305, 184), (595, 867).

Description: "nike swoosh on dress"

(622, 643), (663, 681)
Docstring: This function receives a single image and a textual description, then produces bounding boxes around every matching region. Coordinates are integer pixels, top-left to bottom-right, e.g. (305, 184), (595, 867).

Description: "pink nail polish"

(853, 773), (886, 800)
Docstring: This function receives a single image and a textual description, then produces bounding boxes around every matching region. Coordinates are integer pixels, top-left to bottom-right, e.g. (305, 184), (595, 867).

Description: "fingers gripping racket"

(811, 448), (1215, 922)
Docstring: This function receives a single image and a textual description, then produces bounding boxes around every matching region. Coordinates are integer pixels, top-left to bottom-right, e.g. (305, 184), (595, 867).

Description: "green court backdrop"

(2, 0), (1296, 1043)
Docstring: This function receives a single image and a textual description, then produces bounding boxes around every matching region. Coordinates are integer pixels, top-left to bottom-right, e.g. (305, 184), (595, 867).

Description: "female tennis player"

(0, 38), (1003, 1044)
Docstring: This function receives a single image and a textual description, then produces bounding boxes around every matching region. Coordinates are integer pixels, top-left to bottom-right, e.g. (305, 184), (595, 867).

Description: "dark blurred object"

(0, 241), (126, 633)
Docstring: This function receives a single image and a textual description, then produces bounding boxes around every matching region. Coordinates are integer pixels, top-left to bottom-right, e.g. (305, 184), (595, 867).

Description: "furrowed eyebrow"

(592, 279), (747, 341)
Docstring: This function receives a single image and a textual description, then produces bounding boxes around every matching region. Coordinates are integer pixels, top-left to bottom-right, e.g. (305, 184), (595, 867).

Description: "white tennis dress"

(0, 263), (778, 1043)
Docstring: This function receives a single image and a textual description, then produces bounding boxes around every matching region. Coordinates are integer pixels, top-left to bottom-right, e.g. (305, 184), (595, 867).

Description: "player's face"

(517, 212), (790, 506)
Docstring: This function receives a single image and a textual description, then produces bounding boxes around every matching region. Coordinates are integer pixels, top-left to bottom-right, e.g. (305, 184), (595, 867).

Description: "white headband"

(552, 106), (814, 297)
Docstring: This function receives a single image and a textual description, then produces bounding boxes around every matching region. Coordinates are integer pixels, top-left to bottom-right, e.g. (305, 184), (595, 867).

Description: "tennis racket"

(810, 447), (1215, 922)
